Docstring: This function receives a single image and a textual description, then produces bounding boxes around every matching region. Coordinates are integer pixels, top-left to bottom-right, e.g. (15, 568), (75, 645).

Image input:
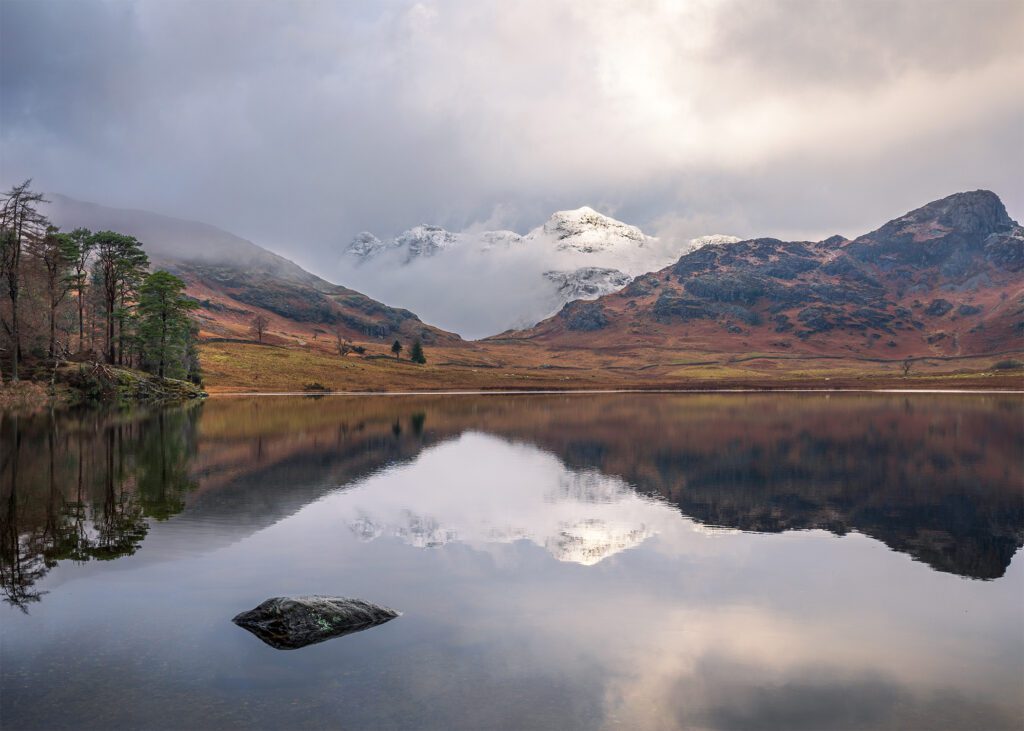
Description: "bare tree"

(902, 358), (913, 377)
(334, 325), (352, 355)
(0, 180), (48, 381)
(68, 228), (94, 352)
(27, 226), (77, 359)
(250, 314), (269, 343)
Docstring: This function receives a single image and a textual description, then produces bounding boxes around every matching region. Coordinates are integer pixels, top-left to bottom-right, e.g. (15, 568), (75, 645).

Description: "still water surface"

(2, 393), (1022, 730)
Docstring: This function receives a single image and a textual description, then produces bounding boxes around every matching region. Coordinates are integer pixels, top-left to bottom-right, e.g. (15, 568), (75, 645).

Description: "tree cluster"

(0, 180), (200, 383)
(391, 338), (426, 364)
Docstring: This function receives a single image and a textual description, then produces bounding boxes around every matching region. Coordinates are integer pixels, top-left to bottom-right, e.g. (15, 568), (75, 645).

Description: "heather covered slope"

(46, 195), (461, 347)
(506, 191), (1023, 359)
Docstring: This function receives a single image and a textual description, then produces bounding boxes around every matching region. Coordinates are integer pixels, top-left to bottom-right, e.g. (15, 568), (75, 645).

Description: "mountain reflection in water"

(4, 393), (1021, 607)
(1, 393), (1022, 730)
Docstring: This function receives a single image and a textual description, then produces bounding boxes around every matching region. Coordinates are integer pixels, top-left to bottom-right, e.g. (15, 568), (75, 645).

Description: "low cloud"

(335, 213), (694, 338)
(2, 0), (1021, 282)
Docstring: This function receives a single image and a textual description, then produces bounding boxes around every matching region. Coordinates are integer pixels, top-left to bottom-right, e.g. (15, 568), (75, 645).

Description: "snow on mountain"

(544, 267), (632, 301)
(339, 206), (738, 337)
(392, 225), (462, 261)
(684, 234), (742, 253)
(345, 226), (525, 264)
(541, 206), (650, 254)
(478, 229), (526, 250)
(345, 206), (651, 264)
(347, 231), (388, 259)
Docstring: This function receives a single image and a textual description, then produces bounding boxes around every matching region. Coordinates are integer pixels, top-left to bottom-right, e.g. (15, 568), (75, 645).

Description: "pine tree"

(91, 231), (149, 364)
(137, 270), (197, 379)
(391, 339), (403, 359)
(410, 339), (426, 364)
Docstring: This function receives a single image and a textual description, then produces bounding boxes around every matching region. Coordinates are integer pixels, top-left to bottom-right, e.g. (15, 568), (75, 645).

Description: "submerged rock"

(232, 596), (400, 650)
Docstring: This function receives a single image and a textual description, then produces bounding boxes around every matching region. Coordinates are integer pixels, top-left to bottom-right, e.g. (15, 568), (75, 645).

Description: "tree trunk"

(78, 289), (85, 353)
(48, 299), (56, 359)
(107, 307), (115, 365)
(159, 309), (167, 378)
(10, 293), (19, 381)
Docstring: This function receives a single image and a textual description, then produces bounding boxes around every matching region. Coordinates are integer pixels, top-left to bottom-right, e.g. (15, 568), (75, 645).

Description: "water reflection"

(2, 394), (1023, 610)
(1, 406), (199, 609)
(344, 434), (663, 564)
(1, 393), (1022, 730)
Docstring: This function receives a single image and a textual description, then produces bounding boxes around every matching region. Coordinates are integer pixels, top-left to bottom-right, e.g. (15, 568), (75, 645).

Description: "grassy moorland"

(198, 339), (1024, 393)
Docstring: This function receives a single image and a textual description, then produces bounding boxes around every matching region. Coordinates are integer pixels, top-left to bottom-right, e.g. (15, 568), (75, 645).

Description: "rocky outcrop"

(59, 363), (206, 408)
(560, 301), (610, 332)
(232, 596), (400, 650)
(544, 267), (632, 301)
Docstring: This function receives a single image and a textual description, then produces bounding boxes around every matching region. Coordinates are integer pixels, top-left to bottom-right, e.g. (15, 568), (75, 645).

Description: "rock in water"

(232, 596), (400, 650)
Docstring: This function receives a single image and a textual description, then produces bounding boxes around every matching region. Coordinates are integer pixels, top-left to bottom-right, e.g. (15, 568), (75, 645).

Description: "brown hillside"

(46, 195), (461, 348)
(500, 190), (1023, 360)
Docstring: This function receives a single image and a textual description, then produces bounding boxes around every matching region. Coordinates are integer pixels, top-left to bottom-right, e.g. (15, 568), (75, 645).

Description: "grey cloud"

(710, 0), (1024, 88)
(2, 0), (1022, 285)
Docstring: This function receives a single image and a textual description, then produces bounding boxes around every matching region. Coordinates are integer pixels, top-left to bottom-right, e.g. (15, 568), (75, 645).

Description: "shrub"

(991, 359), (1023, 371)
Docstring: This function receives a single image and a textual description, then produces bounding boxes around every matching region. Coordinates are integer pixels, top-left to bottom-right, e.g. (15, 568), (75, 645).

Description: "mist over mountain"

(339, 206), (737, 337)
(44, 194), (460, 346)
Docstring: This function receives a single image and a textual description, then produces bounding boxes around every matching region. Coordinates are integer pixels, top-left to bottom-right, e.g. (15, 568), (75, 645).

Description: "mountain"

(502, 191), (1024, 358)
(342, 206), (740, 334)
(45, 195), (460, 346)
(685, 234), (742, 252)
(345, 206), (656, 265)
(543, 267), (633, 301)
(539, 205), (650, 254)
(347, 225), (487, 264)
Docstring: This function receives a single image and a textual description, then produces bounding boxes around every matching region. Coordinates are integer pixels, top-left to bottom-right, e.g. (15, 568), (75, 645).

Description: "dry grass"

(198, 340), (1024, 393)
(0, 381), (61, 414)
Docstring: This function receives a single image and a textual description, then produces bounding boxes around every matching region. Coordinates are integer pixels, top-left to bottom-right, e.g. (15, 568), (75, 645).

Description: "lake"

(2, 393), (1022, 730)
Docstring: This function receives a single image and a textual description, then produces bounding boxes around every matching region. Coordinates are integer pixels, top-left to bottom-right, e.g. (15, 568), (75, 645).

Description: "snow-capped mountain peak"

(685, 234), (741, 253)
(339, 206), (738, 337)
(544, 267), (632, 301)
(347, 231), (387, 259)
(541, 206), (650, 253)
(392, 225), (462, 261)
(345, 206), (652, 263)
(345, 225), (528, 264)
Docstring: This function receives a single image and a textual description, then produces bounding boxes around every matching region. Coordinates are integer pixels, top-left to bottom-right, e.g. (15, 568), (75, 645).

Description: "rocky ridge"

(509, 190), (1023, 357)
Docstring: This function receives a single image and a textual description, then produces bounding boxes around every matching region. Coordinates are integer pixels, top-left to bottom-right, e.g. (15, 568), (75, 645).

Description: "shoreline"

(0, 365), (206, 416)
(5, 364), (1021, 415)
(208, 387), (1024, 397)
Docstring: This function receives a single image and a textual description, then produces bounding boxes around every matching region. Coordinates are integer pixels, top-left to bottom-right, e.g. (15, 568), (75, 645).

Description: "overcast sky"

(2, 0), (1023, 276)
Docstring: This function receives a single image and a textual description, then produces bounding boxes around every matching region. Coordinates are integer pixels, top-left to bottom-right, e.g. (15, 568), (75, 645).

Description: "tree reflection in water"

(2, 393), (1022, 611)
(0, 405), (200, 611)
